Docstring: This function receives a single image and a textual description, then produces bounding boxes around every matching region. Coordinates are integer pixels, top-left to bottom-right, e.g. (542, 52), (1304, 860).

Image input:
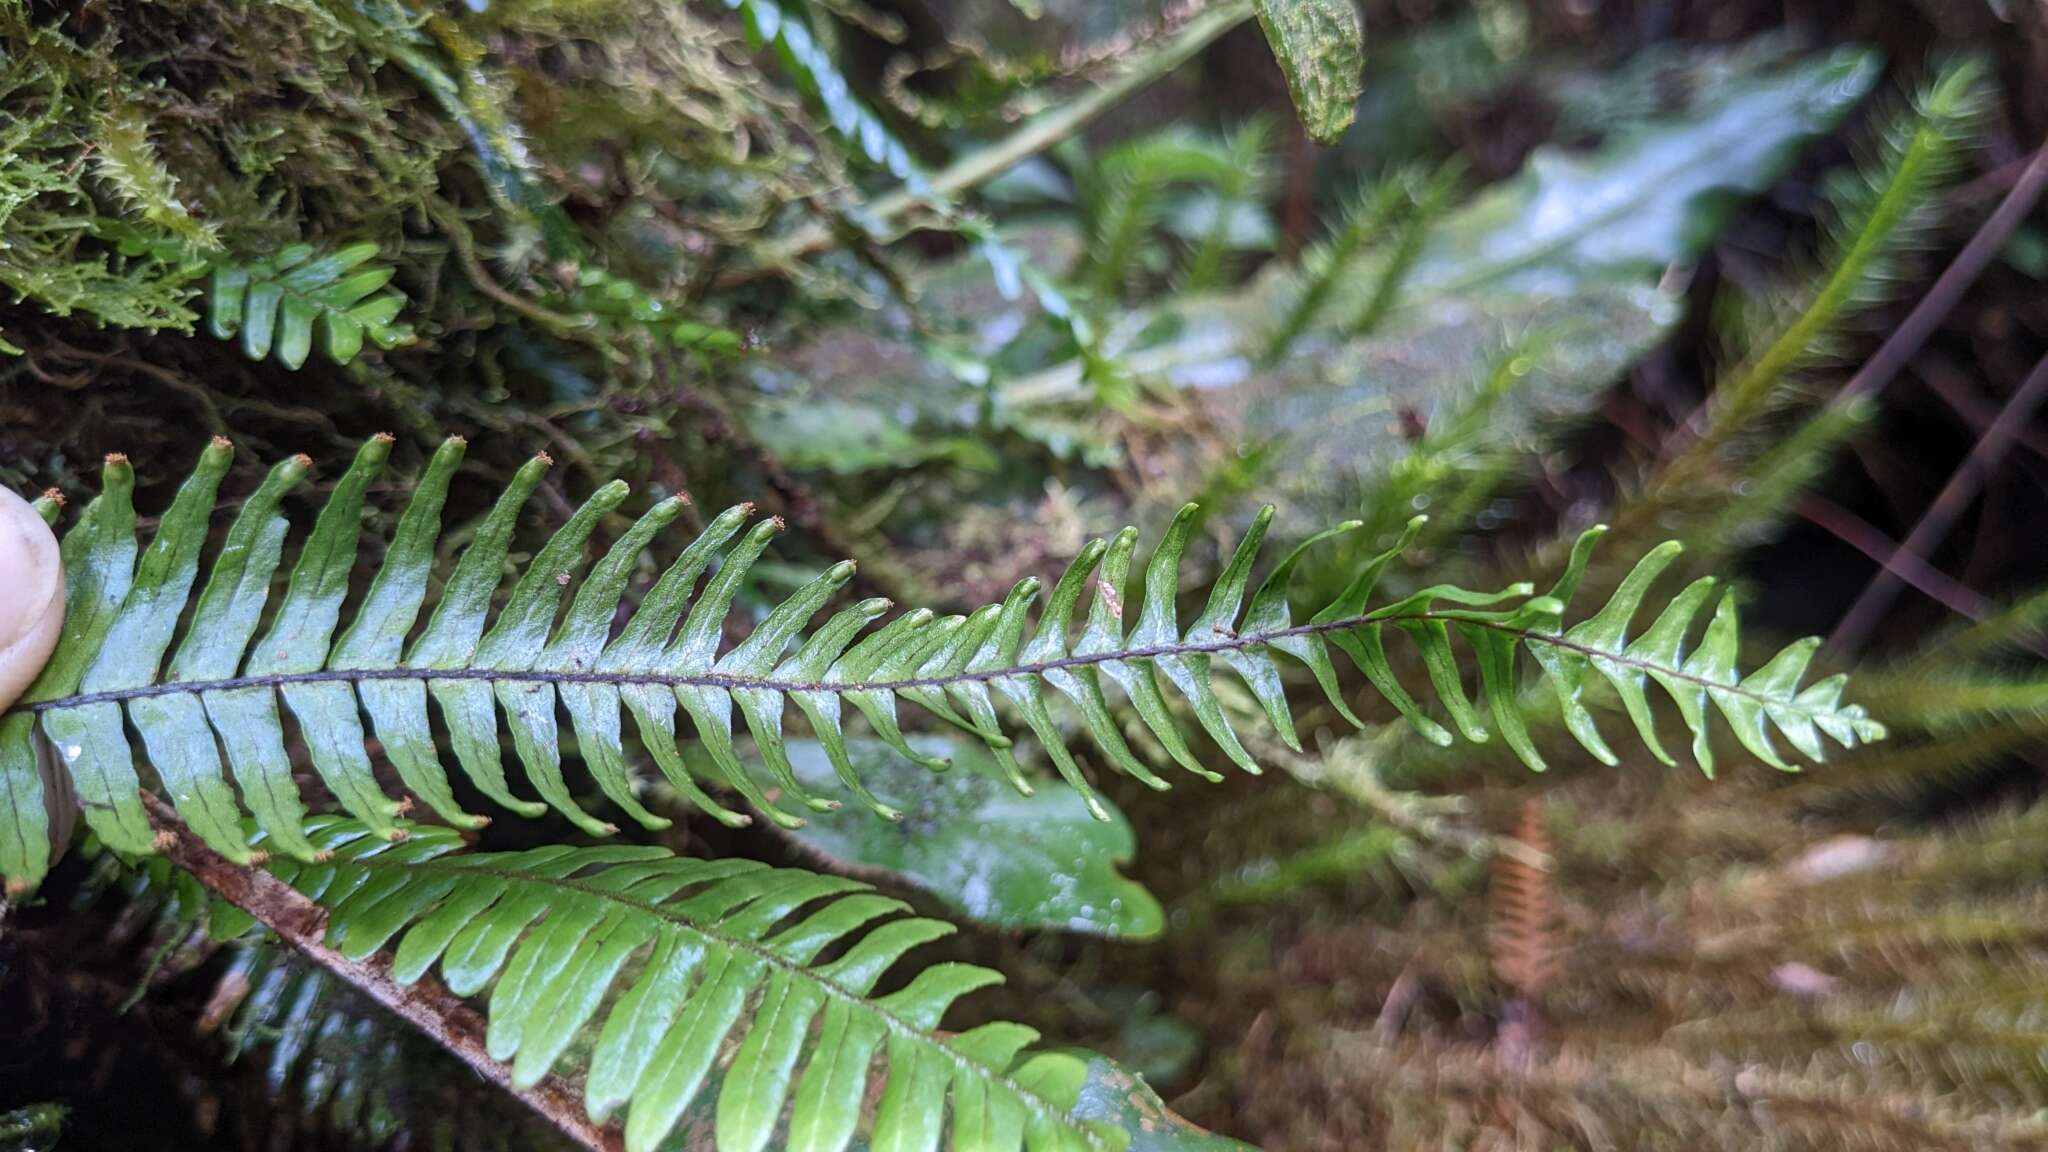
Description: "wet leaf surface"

(713, 735), (1166, 939)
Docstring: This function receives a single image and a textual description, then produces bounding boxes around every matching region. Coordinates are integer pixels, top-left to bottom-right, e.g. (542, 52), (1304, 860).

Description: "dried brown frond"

(1490, 798), (1563, 1002)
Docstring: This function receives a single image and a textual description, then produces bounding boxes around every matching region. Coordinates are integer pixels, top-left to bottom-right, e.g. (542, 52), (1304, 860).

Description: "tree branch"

(139, 791), (624, 1152)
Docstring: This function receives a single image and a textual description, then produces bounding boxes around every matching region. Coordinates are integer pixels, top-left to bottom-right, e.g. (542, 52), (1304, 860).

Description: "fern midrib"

(364, 856), (1114, 1150)
(12, 609), (1841, 721)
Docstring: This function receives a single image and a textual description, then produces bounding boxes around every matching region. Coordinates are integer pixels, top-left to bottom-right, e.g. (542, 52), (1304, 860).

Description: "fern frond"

(1526, 528), (1884, 776)
(203, 813), (1140, 1152)
(0, 437), (1884, 892)
(210, 947), (553, 1151)
(1689, 57), (1991, 453)
(1490, 798), (1562, 1000)
(70, 840), (556, 1151)
(207, 242), (414, 369)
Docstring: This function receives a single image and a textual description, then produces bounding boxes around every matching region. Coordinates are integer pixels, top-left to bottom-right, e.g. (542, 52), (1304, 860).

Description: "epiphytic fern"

(183, 812), (1149, 1152)
(0, 435), (1885, 893)
(207, 242), (414, 369)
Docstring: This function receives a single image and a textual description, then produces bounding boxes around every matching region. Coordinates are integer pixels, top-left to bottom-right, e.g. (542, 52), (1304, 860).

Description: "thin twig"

(140, 792), (623, 1152)
(1915, 348), (2048, 461)
(1796, 495), (1992, 621)
(1829, 349), (2048, 658)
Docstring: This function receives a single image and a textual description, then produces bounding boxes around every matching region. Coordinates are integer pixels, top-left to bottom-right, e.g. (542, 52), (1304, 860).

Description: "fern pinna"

(208, 242), (414, 369)
(0, 435), (1885, 893)
(168, 811), (1139, 1152)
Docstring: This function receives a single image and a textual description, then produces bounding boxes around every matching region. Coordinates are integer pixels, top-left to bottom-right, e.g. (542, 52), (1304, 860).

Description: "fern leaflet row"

(0, 436), (1885, 892)
(198, 814), (1135, 1152)
(208, 242), (414, 369)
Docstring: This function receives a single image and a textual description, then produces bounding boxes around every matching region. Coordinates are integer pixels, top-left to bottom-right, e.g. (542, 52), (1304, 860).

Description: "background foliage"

(4, 0), (2048, 1150)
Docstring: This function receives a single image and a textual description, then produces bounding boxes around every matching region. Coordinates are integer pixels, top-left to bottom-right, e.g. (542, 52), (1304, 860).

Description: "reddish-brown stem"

(1914, 349), (2048, 461)
(139, 792), (623, 1152)
(1796, 495), (1992, 622)
(1829, 350), (2048, 658)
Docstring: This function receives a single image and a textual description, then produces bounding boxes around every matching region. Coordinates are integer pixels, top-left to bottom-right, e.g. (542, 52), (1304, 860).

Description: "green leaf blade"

(1254, 0), (1364, 145)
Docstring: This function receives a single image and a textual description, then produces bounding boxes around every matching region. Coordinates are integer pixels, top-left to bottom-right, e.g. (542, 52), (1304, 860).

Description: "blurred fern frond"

(69, 842), (563, 1151)
(720, 0), (928, 190)
(1491, 799), (1563, 1001)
